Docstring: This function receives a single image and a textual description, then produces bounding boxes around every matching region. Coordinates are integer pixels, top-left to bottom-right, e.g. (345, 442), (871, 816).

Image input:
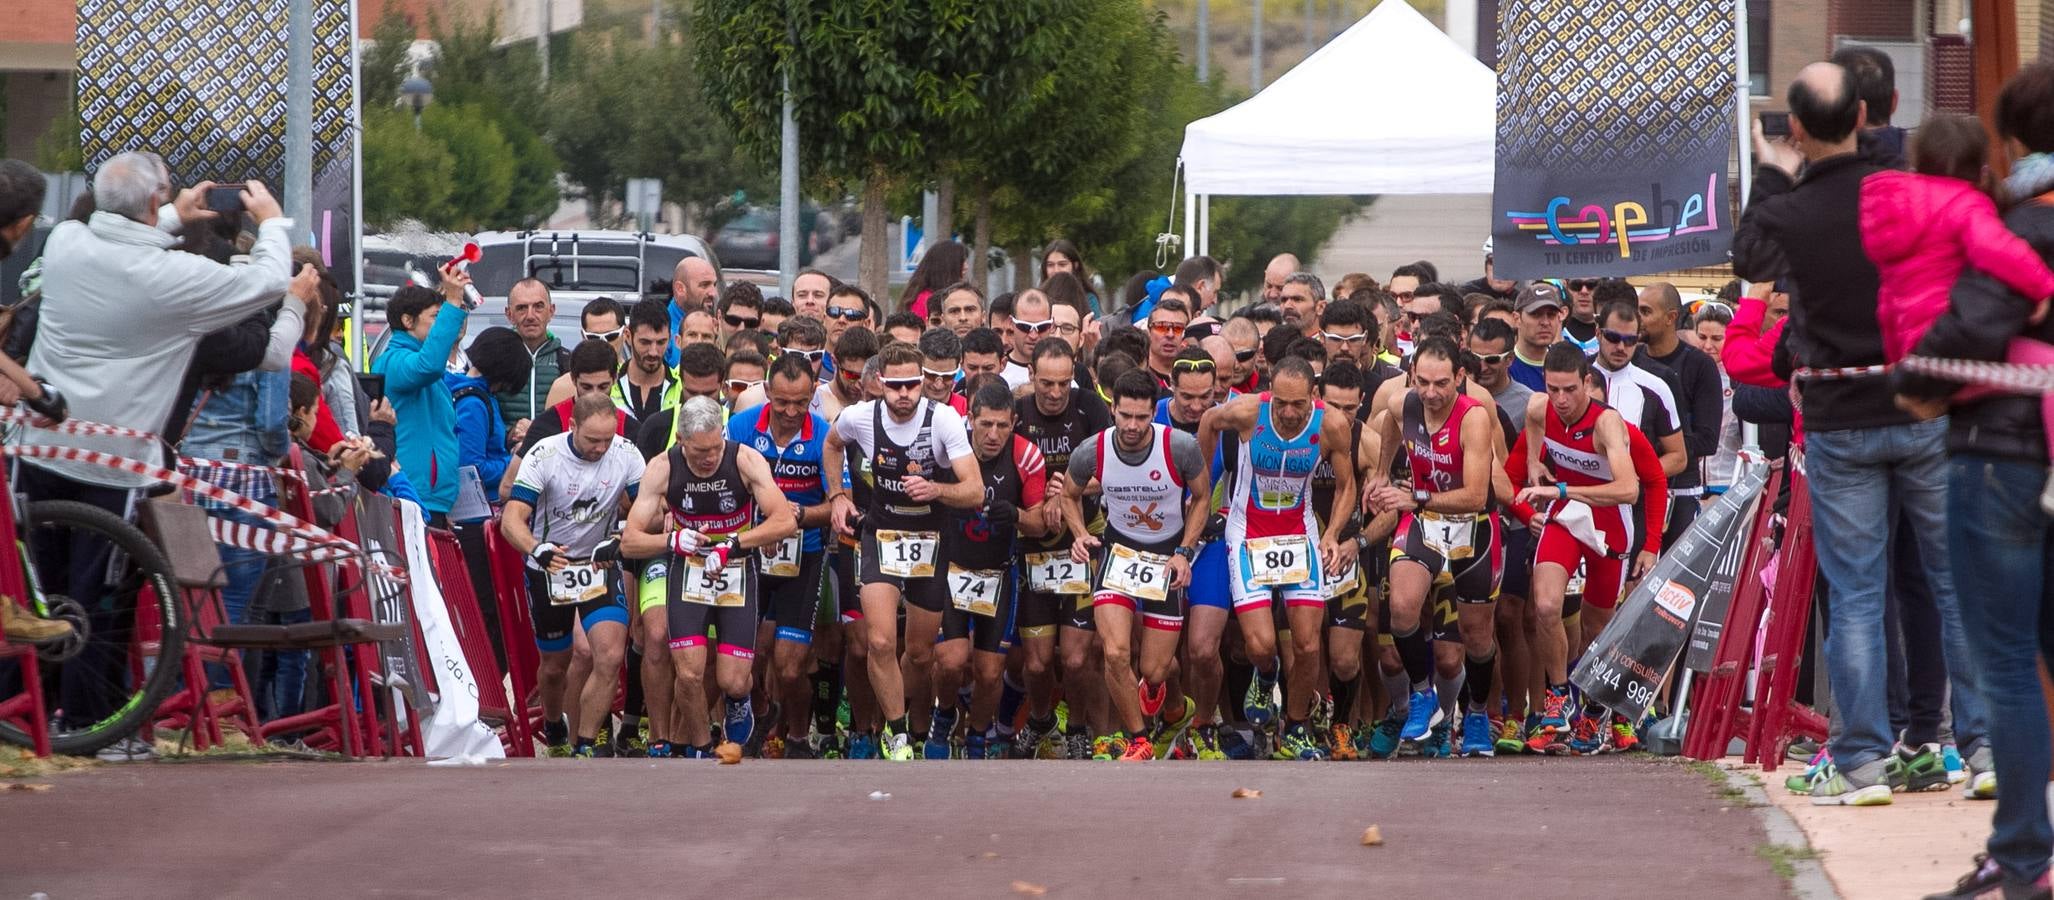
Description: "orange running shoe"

(1119, 734), (1155, 761)
(1526, 687), (1572, 755)
(1138, 679), (1166, 717)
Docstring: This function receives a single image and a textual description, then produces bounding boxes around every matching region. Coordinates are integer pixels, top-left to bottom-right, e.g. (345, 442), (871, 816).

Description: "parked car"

(711, 206), (813, 271)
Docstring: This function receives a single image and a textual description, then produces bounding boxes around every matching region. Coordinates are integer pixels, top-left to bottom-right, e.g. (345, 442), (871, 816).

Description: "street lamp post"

(399, 76), (433, 131)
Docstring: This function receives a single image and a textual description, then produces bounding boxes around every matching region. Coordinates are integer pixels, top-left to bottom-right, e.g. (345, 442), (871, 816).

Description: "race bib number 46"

(1246, 535), (1310, 586)
(679, 556), (747, 607)
(876, 529), (939, 578)
(549, 561), (607, 606)
(760, 534), (803, 578)
(1025, 551), (1089, 595)
(1101, 544), (1170, 601)
(947, 564), (1002, 617)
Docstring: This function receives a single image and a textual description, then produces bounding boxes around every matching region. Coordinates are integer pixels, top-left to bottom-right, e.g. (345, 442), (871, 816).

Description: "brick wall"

(0, 0), (74, 46)
(1929, 33), (1974, 113)
(1829, 0), (1916, 40)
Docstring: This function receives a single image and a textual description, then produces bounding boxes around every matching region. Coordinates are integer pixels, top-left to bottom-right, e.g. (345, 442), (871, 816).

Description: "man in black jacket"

(1896, 62), (2054, 900)
(1733, 61), (1988, 807)
(1636, 282), (1721, 544)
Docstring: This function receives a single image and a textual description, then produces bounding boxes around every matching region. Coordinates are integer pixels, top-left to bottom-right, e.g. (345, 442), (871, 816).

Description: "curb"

(1715, 764), (1840, 900)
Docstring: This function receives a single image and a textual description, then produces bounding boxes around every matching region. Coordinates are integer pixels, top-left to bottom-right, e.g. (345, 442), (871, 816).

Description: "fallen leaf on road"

(1010, 881), (1046, 896)
(2, 782), (51, 792)
(982, 852), (1000, 859)
(1360, 825), (1383, 846)
(1231, 788), (1262, 799)
(715, 742), (743, 764)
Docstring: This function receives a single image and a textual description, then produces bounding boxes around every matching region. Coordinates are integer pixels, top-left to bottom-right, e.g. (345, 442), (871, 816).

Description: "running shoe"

(645, 740), (676, 759)
(1149, 696), (1197, 759)
(614, 719), (648, 757)
(1191, 725), (1227, 761)
(544, 741), (574, 759)
(1521, 712), (1543, 754)
(1942, 744), (1967, 784)
(1419, 721), (1453, 759)
(1366, 713), (1404, 759)
(1273, 723), (1327, 761)
(1526, 688), (1572, 756)
(1220, 728), (1255, 760)
(1609, 714), (1641, 753)
(984, 731), (1009, 760)
(1966, 745), (1997, 800)
(1494, 716), (1525, 756)
(1310, 693), (1334, 734)
(1328, 723), (1359, 761)
(1092, 733), (1129, 761)
(784, 738), (817, 760)
(810, 732), (843, 759)
(1054, 700), (1071, 734)
(1013, 717), (1053, 761)
(882, 727), (914, 762)
(1785, 737), (1821, 763)
(572, 743), (597, 759)
(1066, 731), (1094, 761)
(763, 735), (787, 760)
(1243, 672), (1279, 726)
(1138, 679), (1167, 718)
(1810, 759), (1893, 807)
(1459, 711), (1495, 758)
(847, 732), (879, 760)
(1119, 735), (1155, 762)
(1786, 750), (1832, 795)
(963, 733), (987, 760)
(1567, 713), (1605, 756)
(679, 744), (716, 759)
(723, 697), (756, 750)
(1399, 687), (1441, 741)
(926, 708), (959, 760)
(1888, 742), (1952, 793)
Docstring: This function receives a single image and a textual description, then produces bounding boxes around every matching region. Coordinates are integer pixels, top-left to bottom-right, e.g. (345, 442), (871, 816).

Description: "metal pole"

(537, 0), (550, 84)
(778, 70), (800, 300)
(1182, 188), (1196, 267)
(1251, 0), (1264, 93)
(651, 0), (662, 46)
(348, 0), (365, 368)
(1198, 195), (1210, 258)
(1196, 0), (1209, 82)
(1734, 0), (1753, 208)
(1445, 0), (1478, 57)
(286, 0), (313, 244)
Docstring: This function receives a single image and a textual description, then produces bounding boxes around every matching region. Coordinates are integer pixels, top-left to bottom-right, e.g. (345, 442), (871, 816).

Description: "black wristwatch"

(1174, 545), (1197, 561)
(1413, 488), (1432, 507)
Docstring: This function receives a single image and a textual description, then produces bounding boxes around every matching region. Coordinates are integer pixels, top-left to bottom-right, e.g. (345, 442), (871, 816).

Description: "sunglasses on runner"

(1391, 290), (1416, 301)
(582, 327), (625, 343)
(1320, 331), (1368, 344)
(1474, 351), (1511, 366)
(827, 307), (869, 322)
(1600, 329), (1641, 346)
(839, 366), (865, 382)
(1171, 357), (1215, 373)
(724, 313), (760, 329)
(881, 376), (923, 390)
(922, 367), (959, 381)
(725, 379), (763, 393)
(1148, 321), (1186, 337)
(787, 348), (826, 363)
(1234, 347), (1258, 363)
(1013, 318), (1055, 335)
(1568, 279), (1599, 291)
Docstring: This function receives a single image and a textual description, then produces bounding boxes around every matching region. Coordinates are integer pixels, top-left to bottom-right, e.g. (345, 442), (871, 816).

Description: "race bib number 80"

(1246, 535), (1310, 586)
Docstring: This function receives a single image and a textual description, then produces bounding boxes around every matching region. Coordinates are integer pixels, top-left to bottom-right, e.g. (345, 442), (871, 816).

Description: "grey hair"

(675, 395), (725, 438)
(1284, 272), (1326, 302)
(93, 151), (169, 221)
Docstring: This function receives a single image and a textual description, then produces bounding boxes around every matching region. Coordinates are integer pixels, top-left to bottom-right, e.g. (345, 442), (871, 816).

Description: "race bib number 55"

(679, 556), (747, 607)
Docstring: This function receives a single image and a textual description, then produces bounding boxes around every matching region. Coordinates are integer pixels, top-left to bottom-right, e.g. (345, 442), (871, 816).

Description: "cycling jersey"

(1225, 394), (1328, 611)
(508, 432), (644, 556)
(1015, 393), (1111, 551)
(662, 439), (759, 656)
(727, 402), (831, 553)
(1393, 393), (1501, 603)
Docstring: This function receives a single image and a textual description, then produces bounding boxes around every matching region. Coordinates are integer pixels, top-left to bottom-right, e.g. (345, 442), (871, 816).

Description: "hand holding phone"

(1758, 112), (1791, 138)
(207, 183), (247, 214)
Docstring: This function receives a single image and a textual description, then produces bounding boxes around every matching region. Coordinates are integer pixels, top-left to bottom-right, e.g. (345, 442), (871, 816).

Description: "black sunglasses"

(1568, 279), (1599, 291)
(826, 308), (868, 321)
(1234, 348), (1258, 363)
(1600, 329), (1641, 346)
(724, 313), (760, 329)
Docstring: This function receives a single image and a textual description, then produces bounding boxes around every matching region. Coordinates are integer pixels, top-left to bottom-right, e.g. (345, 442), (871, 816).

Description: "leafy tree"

(32, 98), (83, 173)
(419, 103), (515, 230)
(360, 107), (455, 227)
(359, 1), (415, 112)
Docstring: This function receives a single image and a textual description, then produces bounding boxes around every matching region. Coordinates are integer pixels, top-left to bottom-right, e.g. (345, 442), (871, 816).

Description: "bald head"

(672, 256), (719, 313)
(1636, 281), (1686, 344)
(1262, 253), (1301, 303)
(1789, 62), (1862, 146)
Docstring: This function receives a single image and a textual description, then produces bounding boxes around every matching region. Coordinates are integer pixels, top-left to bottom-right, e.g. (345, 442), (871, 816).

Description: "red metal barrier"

(428, 524), (529, 756)
(484, 517), (545, 746)
(0, 460), (51, 757)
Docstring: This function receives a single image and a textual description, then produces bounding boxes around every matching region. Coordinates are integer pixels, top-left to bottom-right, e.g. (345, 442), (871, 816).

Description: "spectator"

(1174, 255), (1223, 314)
(1735, 61), (1987, 806)
(1690, 302), (1742, 492)
(901, 239), (968, 320)
(1897, 61), (2054, 900)
(371, 271), (475, 522)
(1637, 281), (1724, 541)
(498, 278), (566, 428)
(1041, 239), (1100, 315)
(1261, 253), (1300, 304)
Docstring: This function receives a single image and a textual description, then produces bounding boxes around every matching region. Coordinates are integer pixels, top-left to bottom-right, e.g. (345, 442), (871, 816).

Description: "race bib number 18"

(1246, 535), (1310, 587)
(876, 529), (939, 578)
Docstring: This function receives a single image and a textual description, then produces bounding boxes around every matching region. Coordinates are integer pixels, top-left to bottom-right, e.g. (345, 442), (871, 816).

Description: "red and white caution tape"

(0, 407), (164, 443)
(1898, 355), (2054, 394)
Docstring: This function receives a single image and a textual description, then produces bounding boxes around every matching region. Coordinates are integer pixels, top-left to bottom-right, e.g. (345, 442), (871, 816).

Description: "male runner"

(1066, 370), (1211, 761)
(1010, 339), (1113, 759)
(1002, 289), (1058, 389)
(823, 342), (985, 761)
(1307, 360), (1385, 759)
(1198, 356), (1357, 760)
(622, 396), (797, 757)
(1516, 343), (1644, 754)
(620, 299), (682, 427)
(1367, 337), (1503, 758)
(727, 353), (834, 757)
(501, 393), (645, 757)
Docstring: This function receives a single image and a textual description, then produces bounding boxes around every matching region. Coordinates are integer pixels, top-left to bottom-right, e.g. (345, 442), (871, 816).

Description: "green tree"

(360, 107), (456, 228)
(33, 94), (83, 173)
(359, 1), (415, 112)
(420, 103), (515, 230)
(697, 0), (1058, 301)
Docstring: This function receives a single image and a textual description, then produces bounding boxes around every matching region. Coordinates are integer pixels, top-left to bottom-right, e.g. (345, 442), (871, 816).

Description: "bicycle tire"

(0, 500), (184, 755)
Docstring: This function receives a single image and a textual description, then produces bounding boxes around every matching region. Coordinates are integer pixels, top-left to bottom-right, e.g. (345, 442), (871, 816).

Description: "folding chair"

(138, 498), (261, 751)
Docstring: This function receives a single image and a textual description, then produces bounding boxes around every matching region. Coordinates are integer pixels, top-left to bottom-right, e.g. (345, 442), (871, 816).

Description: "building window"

(1749, 0), (1773, 96)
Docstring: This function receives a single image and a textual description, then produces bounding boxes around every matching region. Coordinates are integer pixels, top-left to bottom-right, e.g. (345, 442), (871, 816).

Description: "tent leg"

(1183, 189), (1197, 266)
(1198, 194), (1210, 258)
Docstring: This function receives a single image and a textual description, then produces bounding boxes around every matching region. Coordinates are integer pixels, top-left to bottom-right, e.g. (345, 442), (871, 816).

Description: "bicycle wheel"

(0, 500), (183, 755)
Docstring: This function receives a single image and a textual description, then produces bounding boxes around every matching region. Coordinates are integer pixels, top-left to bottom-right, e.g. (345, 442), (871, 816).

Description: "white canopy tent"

(1175, 0), (1496, 257)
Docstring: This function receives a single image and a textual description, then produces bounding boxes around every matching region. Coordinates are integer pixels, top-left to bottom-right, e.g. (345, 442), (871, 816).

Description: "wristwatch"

(1174, 545), (1197, 561)
(1412, 488), (1432, 506)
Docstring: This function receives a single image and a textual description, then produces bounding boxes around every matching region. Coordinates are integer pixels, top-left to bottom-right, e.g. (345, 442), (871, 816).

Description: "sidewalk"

(1723, 758), (1993, 898)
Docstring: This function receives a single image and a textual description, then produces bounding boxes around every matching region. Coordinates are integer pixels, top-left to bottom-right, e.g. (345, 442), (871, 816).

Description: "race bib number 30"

(760, 534), (803, 578)
(680, 556), (747, 607)
(1025, 551), (1089, 595)
(1246, 535), (1310, 587)
(876, 529), (939, 578)
(549, 561), (607, 606)
(947, 564), (1002, 617)
(1101, 544), (1170, 601)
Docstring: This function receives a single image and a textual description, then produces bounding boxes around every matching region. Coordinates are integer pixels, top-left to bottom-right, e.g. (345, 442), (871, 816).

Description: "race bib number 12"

(1025, 551), (1089, 595)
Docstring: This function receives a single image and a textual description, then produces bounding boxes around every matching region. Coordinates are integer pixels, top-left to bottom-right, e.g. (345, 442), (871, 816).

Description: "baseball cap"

(1517, 282), (1565, 312)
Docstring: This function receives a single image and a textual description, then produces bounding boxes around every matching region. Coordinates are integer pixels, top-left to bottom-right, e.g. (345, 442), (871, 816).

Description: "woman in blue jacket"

(445, 326), (531, 516)
(369, 268), (472, 520)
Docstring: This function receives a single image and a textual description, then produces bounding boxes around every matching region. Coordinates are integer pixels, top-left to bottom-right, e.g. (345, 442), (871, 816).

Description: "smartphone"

(206, 183), (246, 214)
(1759, 112), (1791, 138)
(357, 373), (385, 403)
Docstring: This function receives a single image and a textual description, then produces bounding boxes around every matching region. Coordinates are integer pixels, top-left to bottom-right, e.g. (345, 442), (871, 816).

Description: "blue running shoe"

(925, 708), (958, 760)
(1459, 711), (1496, 758)
(1942, 744), (1967, 784)
(847, 732), (879, 760)
(1400, 687), (1441, 741)
(1367, 713), (1404, 759)
(1419, 722), (1453, 758)
(1220, 728), (1255, 760)
(963, 732), (986, 760)
(645, 740), (675, 759)
(723, 696), (755, 749)
(1243, 671), (1279, 726)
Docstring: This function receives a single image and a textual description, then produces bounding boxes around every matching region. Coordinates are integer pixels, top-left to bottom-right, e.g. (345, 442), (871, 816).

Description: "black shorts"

(1374, 579), (1459, 644)
(856, 526), (948, 614)
(760, 548), (827, 645)
(1325, 544), (1371, 632)
(527, 567), (630, 653)
(830, 542), (862, 623)
(940, 563), (1016, 655)
(666, 553), (760, 659)
(1089, 540), (1186, 629)
(1498, 520), (1534, 599)
(1391, 512), (1503, 605)
(1016, 546), (1092, 639)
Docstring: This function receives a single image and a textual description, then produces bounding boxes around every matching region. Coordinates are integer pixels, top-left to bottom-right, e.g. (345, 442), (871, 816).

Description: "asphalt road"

(0, 755), (1790, 899)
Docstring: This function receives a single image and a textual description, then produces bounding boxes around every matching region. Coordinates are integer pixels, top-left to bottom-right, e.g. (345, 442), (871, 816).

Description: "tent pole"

(1198, 194), (1210, 258)
(1183, 188), (1196, 267)
(1734, 0), (1753, 209)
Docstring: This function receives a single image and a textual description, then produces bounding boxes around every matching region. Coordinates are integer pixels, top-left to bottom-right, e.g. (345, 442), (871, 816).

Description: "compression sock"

(1464, 651), (1498, 714)
(1225, 661), (1255, 723)
(811, 663), (841, 735)
(1380, 668), (1411, 718)
(1392, 624), (1434, 691)
(995, 671), (1026, 736)
(1329, 673), (1361, 727)
(1433, 669), (1464, 721)
(624, 643), (646, 718)
(889, 715), (911, 738)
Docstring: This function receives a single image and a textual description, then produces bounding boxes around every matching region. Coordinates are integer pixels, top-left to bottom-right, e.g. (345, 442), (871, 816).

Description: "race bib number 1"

(876, 529), (940, 578)
(1101, 544), (1170, 602)
(760, 534), (803, 578)
(679, 556), (747, 607)
(1246, 535), (1310, 587)
(1421, 513), (1478, 560)
(1024, 551), (1089, 595)
(549, 561), (607, 606)
(947, 564), (1002, 617)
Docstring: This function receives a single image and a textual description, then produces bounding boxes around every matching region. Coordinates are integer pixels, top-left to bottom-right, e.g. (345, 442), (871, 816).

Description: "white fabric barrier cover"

(397, 500), (505, 760)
